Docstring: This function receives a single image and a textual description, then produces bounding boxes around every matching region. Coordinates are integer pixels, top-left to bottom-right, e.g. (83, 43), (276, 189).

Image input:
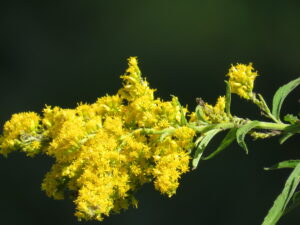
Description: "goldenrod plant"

(0, 57), (299, 224)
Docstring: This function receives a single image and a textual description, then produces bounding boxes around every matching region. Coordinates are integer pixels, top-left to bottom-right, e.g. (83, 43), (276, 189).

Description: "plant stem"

(192, 121), (288, 134)
(191, 122), (235, 133)
(255, 121), (289, 130)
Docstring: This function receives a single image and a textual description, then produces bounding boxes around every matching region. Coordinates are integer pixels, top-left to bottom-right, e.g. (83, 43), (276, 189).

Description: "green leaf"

(195, 105), (208, 123)
(180, 111), (188, 125)
(283, 122), (300, 134)
(192, 129), (221, 170)
(264, 160), (300, 170)
(258, 93), (273, 116)
(236, 121), (260, 154)
(272, 77), (300, 121)
(173, 96), (188, 125)
(203, 128), (237, 160)
(279, 133), (294, 144)
(284, 114), (299, 124)
(225, 81), (231, 116)
(157, 128), (175, 142)
(262, 162), (300, 225)
(283, 191), (300, 216)
(279, 122), (300, 144)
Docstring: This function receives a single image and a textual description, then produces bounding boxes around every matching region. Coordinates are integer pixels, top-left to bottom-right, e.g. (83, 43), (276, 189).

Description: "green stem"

(191, 122), (235, 133)
(252, 94), (282, 124)
(255, 121), (288, 130)
(191, 121), (288, 134)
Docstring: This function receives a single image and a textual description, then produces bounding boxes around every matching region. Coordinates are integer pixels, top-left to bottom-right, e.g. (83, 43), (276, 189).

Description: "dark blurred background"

(0, 1), (299, 225)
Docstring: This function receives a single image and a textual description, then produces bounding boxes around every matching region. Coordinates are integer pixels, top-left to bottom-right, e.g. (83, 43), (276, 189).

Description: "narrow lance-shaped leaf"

(279, 122), (300, 144)
(195, 104), (208, 123)
(272, 77), (300, 121)
(236, 121), (260, 154)
(283, 191), (300, 216)
(257, 93), (278, 122)
(225, 81), (231, 116)
(203, 128), (237, 160)
(172, 96), (188, 125)
(264, 160), (300, 170)
(262, 162), (300, 225)
(283, 122), (300, 134)
(284, 114), (299, 124)
(279, 133), (294, 144)
(159, 128), (175, 142)
(192, 129), (221, 170)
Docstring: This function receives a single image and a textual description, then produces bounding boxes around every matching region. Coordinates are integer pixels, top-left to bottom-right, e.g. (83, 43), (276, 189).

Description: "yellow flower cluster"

(202, 96), (229, 123)
(227, 63), (258, 99)
(0, 57), (195, 221)
(189, 96), (229, 124)
(153, 127), (194, 196)
(0, 112), (42, 157)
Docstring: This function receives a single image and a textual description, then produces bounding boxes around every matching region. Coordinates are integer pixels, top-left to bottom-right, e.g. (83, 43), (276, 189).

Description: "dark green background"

(0, 1), (299, 225)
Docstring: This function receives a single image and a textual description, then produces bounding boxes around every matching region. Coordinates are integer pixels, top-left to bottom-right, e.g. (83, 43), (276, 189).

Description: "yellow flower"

(118, 57), (155, 103)
(151, 127), (194, 197)
(0, 57), (196, 221)
(153, 151), (190, 197)
(214, 96), (225, 112)
(42, 163), (66, 200)
(203, 96), (229, 123)
(94, 94), (123, 116)
(227, 63), (258, 99)
(0, 112), (41, 156)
